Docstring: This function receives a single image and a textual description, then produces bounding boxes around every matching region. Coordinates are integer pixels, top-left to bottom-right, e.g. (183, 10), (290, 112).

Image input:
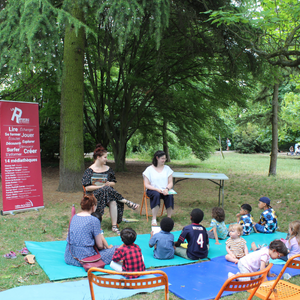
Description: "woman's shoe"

(112, 225), (120, 235)
(125, 200), (139, 210)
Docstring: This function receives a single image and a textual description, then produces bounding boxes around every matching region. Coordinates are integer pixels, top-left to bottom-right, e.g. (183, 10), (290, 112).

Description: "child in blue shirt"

(253, 197), (277, 233)
(236, 204), (253, 235)
(149, 217), (175, 259)
(207, 207), (228, 244)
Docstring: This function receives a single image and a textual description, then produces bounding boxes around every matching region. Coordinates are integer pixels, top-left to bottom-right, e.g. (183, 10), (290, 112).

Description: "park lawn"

(0, 151), (299, 300)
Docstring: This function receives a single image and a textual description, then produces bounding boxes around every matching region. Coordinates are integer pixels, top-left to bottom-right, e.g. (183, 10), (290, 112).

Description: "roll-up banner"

(0, 100), (44, 215)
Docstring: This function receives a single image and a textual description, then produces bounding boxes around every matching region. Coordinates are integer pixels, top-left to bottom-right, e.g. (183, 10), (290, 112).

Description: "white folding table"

(172, 172), (229, 208)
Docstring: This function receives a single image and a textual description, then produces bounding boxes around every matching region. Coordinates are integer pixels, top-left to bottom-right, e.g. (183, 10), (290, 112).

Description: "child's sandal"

(112, 225), (120, 235)
(3, 251), (17, 259)
(125, 200), (139, 211)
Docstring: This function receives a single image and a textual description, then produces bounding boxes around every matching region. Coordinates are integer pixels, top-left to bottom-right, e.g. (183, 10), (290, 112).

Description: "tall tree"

(0, 0), (171, 190)
(83, 0), (259, 170)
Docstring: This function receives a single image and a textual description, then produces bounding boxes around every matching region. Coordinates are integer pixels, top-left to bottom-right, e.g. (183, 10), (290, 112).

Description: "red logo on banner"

(1, 101), (44, 214)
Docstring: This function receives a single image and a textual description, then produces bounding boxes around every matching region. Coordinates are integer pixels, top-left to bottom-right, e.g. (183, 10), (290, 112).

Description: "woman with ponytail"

(64, 194), (119, 267)
(82, 144), (139, 235)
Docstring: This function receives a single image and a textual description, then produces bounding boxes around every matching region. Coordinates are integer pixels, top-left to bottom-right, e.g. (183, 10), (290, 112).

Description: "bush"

(233, 123), (271, 153)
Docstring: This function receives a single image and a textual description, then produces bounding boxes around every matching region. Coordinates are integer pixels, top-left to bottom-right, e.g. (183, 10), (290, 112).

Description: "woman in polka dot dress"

(82, 144), (139, 235)
(65, 194), (119, 267)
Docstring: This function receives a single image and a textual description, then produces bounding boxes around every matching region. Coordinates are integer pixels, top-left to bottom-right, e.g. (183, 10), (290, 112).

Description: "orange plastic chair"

(215, 263), (273, 300)
(251, 254), (300, 300)
(140, 182), (164, 221)
(88, 267), (169, 300)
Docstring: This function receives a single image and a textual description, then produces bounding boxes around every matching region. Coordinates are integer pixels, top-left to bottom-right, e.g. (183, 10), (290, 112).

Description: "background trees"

(0, 0), (299, 189)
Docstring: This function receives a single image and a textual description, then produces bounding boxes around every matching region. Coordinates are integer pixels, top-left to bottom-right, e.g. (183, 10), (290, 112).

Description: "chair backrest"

(88, 267), (169, 300)
(261, 254), (300, 300)
(215, 263), (273, 300)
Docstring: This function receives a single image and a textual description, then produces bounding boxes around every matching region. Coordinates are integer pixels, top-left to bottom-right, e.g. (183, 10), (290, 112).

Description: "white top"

(239, 247), (270, 273)
(143, 165), (173, 190)
(282, 237), (300, 259)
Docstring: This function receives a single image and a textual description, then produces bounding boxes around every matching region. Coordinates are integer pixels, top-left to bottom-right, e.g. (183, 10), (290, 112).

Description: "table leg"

(221, 180), (224, 208)
(218, 181), (221, 206)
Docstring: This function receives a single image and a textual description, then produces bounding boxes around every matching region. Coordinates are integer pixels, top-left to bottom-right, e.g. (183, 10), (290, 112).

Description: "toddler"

(174, 208), (209, 260)
(228, 240), (288, 281)
(208, 207), (228, 244)
(149, 217), (175, 259)
(236, 204), (253, 235)
(280, 221), (300, 261)
(110, 228), (145, 278)
(253, 197), (277, 233)
(225, 224), (248, 263)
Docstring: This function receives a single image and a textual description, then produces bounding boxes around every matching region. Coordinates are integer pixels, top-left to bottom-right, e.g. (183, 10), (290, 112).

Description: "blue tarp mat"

(161, 254), (300, 300)
(0, 275), (165, 300)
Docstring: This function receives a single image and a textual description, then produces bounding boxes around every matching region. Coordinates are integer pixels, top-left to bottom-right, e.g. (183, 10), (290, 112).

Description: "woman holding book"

(82, 144), (139, 235)
(143, 150), (174, 226)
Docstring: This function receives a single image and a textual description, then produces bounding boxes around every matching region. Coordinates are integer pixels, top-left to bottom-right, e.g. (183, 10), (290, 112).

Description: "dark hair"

(241, 204), (252, 213)
(152, 150), (166, 167)
(91, 211), (102, 223)
(190, 208), (204, 224)
(93, 143), (107, 160)
(160, 217), (174, 232)
(212, 207), (225, 222)
(269, 240), (288, 256)
(120, 228), (137, 245)
(80, 194), (97, 211)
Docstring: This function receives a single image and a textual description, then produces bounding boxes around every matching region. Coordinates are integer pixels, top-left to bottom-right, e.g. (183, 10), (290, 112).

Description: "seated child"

(253, 197), (277, 233)
(91, 212), (114, 249)
(174, 208), (209, 260)
(236, 204), (253, 236)
(228, 240), (288, 281)
(225, 224), (248, 263)
(280, 221), (300, 261)
(110, 228), (145, 278)
(207, 207), (228, 244)
(149, 217), (175, 259)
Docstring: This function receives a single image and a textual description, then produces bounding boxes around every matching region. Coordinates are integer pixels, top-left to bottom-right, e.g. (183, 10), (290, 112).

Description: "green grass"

(1, 152), (300, 299)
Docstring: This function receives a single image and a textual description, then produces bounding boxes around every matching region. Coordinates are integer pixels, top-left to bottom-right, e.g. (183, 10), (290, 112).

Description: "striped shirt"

(226, 237), (247, 259)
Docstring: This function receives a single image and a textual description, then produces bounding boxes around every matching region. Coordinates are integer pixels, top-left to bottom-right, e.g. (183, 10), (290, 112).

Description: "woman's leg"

(118, 199), (139, 210)
(162, 194), (174, 218)
(151, 206), (160, 224)
(146, 190), (162, 224)
(108, 201), (120, 234)
(166, 207), (172, 218)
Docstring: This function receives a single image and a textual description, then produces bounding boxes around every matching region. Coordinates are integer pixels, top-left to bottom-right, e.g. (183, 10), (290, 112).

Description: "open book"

(168, 189), (177, 195)
(91, 174), (108, 186)
(151, 226), (161, 234)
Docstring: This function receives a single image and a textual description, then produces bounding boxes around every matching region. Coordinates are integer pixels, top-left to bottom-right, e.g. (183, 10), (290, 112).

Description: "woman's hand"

(162, 188), (169, 196)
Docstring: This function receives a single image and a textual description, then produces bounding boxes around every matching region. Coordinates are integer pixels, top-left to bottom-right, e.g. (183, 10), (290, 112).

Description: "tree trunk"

(112, 139), (127, 172)
(268, 83), (279, 176)
(163, 119), (170, 162)
(58, 4), (85, 192)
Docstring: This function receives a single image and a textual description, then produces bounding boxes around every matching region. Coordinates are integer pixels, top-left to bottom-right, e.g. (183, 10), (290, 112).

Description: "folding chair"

(140, 182), (164, 221)
(215, 263), (273, 300)
(252, 254), (300, 299)
(88, 267), (169, 300)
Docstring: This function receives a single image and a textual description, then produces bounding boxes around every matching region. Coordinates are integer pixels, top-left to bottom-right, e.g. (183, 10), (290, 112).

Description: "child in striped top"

(225, 224), (248, 264)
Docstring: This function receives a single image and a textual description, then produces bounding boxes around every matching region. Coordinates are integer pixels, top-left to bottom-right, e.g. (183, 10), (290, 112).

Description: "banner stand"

(1, 206), (44, 216)
(0, 100), (44, 214)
